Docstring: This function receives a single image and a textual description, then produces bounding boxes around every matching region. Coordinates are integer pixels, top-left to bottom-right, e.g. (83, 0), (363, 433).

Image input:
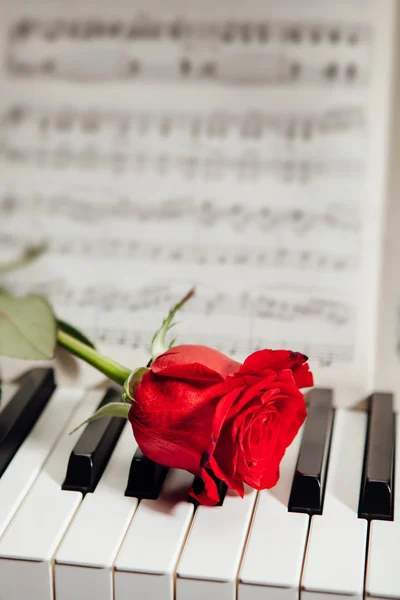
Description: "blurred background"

(0, 0), (397, 403)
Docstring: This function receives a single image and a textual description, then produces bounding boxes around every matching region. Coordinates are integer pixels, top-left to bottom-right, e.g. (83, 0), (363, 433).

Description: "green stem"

(57, 330), (131, 386)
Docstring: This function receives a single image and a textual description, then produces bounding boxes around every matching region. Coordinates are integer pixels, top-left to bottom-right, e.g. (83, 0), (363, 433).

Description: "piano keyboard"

(0, 367), (397, 600)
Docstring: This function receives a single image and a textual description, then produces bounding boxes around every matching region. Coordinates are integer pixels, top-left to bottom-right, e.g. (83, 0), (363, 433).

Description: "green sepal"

(69, 401), (130, 435)
(122, 366), (148, 403)
(150, 288), (195, 362)
(57, 319), (96, 349)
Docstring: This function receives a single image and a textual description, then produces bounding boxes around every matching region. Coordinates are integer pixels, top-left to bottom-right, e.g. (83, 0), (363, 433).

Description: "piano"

(0, 367), (396, 600)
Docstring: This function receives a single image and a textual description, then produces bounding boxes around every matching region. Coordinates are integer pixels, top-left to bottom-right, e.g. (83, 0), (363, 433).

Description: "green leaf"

(0, 291), (57, 359)
(0, 243), (47, 275)
(57, 319), (96, 349)
(69, 401), (130, 434)
(151, 288), (195, 361)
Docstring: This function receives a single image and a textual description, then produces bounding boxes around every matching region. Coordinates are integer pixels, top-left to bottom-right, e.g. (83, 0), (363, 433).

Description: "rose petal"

(228, 380), (279, 426)
(239, 349), (313, 388)
(208, 455), (245, 497)
(240, 349), (307, 371)
(291, 363), (314, 388)
(152, 344), (241, 384)
(187, 468), (223, 506)
(130, 371), (244, 478)
(131, 373), (221, 470)
(211, 384), (246, 449)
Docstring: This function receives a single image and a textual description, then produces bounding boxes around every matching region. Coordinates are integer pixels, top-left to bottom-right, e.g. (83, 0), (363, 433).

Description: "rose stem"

(56, 329), (131, 386)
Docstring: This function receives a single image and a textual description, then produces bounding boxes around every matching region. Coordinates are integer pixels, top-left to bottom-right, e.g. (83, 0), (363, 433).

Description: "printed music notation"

(0, 2), (374, 382)
(21, 275), (352, 367)
(84, 325), (353, 367)
(6, 16), (371, 86)
(1, 104), (366, 140)
(0, 149), (363, 182)
(7, 279), (354, 327)
(0, 104), (365, 182)
(0, 233), (357, 272)
(0, 193), (360, 234)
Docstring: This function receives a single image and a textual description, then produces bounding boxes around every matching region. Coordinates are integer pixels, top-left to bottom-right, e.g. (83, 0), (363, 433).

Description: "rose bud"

(128, 344), (313, 506)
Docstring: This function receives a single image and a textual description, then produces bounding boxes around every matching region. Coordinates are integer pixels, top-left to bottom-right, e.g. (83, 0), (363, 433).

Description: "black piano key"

(358, 392), (395, 521)
(0, 367), (55, 478)
(62, 388), (126, 494)
(124, 448), (168, 499)
(188, 470), (227, 507)
(288, 388), (333, 515)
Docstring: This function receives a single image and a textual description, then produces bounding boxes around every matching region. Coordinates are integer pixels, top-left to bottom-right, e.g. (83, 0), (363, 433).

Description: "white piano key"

(366, 520), (400, 600)
(302, 409), (368, 600)
(366, 412), (400, 600)
(239, 428), (309, 600)
(0, 387), (84, 538)
(0, 389), (103, 600)
(54, 424), (139, 600)
(176, 484), (257, 600)
(114, 468), (195, 600)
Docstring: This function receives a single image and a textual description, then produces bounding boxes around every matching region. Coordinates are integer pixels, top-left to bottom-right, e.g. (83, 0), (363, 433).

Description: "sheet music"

(0, 0), (395, 405)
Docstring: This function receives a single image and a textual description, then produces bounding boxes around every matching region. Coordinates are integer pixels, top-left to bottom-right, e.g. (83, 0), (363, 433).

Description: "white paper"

(374, 39), (400, 411)
(0, 0), (396, 405)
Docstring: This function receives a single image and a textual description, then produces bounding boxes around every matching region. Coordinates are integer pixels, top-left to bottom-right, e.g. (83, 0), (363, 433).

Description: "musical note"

(0, 193), (360, 234)
(0, 104), (365, 182)
(4, 278), (354, 330)
(0, 231), (358, 272)
(6, 16), (371, 86)
(1, 104), (366, 140)
(72, 322), (354, 368)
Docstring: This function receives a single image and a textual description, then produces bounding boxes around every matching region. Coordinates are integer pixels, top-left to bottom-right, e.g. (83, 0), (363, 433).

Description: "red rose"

(128, 345), (313, 506)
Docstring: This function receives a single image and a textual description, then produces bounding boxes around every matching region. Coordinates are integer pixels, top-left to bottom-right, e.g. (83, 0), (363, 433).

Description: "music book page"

(0, 0), (396, 406)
